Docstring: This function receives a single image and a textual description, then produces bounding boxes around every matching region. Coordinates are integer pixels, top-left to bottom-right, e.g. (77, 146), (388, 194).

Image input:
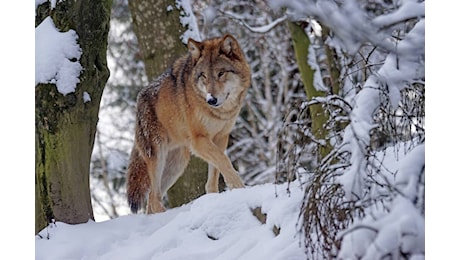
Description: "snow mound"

(36, 183), (307, 260)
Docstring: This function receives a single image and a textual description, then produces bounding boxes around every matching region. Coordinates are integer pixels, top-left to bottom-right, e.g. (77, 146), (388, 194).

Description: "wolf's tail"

(126, 148), (150, 213)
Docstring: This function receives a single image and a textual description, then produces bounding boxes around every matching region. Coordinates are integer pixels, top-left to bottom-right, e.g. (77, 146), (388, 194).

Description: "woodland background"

(32, 0), (434, 259)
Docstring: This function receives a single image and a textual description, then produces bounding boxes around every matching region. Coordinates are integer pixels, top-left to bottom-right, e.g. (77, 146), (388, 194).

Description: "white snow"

(83, 91), (91, 103)
(176, 0), (201, 43)
(36, 182), (307, 260)
(35, 0), (61, 9)
(307, 44), (328, 92)
(373, 0), (425, 28)
(35, 16), (82, 95)
(35, 140), (425, 259)
(203, 5), (217, 24)
(338, 143), (425, 259)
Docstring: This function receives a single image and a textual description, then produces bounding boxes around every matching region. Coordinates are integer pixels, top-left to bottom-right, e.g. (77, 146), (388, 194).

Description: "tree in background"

(89, 0), (146, 219)
(270, 0), (425, 258)
(35, 0), (112, 233)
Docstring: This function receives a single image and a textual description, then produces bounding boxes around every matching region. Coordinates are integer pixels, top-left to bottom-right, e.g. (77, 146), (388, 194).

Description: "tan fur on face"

(126, 34), (251, 214)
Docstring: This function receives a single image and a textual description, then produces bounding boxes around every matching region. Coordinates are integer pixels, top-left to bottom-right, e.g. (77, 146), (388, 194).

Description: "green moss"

(35, 0), (112, 234)
(35, 1), (51, 27)
(288, 22), (332, 160)
(35, 132), (53, 233)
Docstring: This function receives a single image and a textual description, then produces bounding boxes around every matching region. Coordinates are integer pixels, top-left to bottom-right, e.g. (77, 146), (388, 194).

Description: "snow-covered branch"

(219, 10), (287, 34)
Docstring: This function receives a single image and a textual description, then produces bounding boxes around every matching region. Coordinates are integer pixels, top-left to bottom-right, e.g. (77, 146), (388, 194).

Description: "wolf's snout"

(207, 97), (218, 106)
(206, 93), (219, 106)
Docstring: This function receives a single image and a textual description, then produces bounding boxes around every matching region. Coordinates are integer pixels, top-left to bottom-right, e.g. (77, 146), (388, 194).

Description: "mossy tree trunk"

(288, 21), (333, 161)
(128, 0), (208, 208)
(35, 0), (112, 234)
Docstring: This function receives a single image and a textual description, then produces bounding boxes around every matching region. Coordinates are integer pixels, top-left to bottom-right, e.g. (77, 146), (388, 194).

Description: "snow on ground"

(36, 182), (307, 260)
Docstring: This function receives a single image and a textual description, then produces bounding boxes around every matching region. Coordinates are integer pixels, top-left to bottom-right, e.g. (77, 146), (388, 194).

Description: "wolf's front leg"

(192, 136), (245, 191)
(222, 169), (245, 189)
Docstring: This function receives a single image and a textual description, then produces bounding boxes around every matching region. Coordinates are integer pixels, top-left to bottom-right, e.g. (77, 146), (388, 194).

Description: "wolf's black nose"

(207, 96), (218, 106)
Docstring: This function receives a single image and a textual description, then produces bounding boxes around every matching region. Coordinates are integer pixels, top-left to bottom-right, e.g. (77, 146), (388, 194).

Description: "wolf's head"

(187, 34), (251, 109)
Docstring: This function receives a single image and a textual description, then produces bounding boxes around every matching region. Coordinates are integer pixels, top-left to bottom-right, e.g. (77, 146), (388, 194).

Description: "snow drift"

(36, 182), (307, 260)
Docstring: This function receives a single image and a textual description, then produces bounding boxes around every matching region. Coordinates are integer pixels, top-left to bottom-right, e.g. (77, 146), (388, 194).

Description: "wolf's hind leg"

(206, 165), (219, 193)
(160, 147), (191, 195)
(146, 147), (167, 214)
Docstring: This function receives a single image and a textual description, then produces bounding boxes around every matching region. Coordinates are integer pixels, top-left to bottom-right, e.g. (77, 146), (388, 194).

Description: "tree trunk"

(288, 21), (333, 161)
(128, 0), (187, 80)
(166, 155), (209, 207)
(35, 0), (111, 234)
(128, 0), (208, 208)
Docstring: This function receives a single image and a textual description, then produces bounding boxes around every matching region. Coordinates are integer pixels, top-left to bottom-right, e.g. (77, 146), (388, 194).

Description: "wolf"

(126, 34), (251, 214)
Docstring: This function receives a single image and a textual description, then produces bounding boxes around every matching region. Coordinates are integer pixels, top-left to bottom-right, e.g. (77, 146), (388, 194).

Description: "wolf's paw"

(227, 176), (245, 189)
(147, 201), (166, 214)
(154, 203), (166, 213)
(233, 181), (246, 189)
(205, 184), (219, 193)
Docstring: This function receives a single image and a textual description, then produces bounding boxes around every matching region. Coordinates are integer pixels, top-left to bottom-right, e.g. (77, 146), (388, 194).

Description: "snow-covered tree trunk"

(35, 0), (111, 234)
(128, 0), (207, 208)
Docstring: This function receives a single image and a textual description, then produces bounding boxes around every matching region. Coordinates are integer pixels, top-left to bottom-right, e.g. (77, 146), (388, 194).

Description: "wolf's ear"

(220, 34), (240, 58)
(188, 38), (202, 61)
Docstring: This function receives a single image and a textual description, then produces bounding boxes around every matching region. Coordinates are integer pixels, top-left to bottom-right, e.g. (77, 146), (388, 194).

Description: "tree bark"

(128, 0), (208, 209)
(128, 0), (187, 80)
(35, 0), (111, 234)
(288, 22), (333, 161)
(166, 155), (209, 207)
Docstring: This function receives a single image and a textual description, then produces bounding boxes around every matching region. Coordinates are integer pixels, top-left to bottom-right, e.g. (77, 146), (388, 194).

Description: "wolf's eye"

(217, 71), (225, 78)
